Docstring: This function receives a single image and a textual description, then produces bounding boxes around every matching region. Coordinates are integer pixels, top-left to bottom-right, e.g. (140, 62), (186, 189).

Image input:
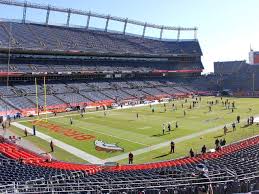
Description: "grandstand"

(0, 134), (258, 193)
(0, 0), (204, 115)
(0, 1), (258, 194)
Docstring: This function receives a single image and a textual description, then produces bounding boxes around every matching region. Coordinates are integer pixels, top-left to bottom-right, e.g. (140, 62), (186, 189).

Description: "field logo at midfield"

(31, 120), (96, 141)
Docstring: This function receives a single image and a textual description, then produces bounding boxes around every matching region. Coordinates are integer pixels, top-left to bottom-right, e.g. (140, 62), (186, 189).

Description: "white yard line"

(138, 126), (151, 130)
(11, 122), (104, 164)
(104, 116), (258, 162)
(52, 119), (149, 146)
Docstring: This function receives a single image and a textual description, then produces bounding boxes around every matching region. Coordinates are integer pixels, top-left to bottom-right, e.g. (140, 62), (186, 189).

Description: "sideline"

(11, 122), (104, 164)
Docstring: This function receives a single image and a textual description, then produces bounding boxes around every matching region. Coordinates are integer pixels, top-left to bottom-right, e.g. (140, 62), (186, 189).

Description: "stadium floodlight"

(0, 0), (198, 40)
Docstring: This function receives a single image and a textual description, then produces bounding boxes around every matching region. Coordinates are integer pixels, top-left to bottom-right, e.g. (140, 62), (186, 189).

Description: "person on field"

(189, 148), (194, 157)
(175, 121), (178, 129)
(232, 122), (236, 131)
(250, 116), (254, 124)
(215, 138), (219, 147)
(170, 140), (175, 153)
(136, 113), (139, 119)
(223, 125), (228, 135)
(33, 125), (36, 136)
(50, 140), (54, 152)
(168, 123), (171, 132)
(128, 152), (133, 164)
(237, 115), (240, 123)
(70, 118), (73, 125)
(24, 128), (28, 137)
(222, 138), (226, 146)
(201, 145), (207, 154)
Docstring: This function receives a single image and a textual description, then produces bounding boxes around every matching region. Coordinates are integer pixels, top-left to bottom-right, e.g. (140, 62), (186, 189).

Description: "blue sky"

(0, 0), (259, 73)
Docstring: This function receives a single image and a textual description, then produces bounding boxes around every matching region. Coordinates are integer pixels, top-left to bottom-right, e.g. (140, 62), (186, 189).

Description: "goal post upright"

(44, 76), (48, 122)
(35, 77), (39, 120)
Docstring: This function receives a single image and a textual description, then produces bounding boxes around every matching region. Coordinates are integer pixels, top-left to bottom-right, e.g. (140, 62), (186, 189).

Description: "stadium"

(0, 0), (258, 193)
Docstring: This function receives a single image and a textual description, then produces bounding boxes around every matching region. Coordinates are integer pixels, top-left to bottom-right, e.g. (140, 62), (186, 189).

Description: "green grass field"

(16, 96), (259, 164)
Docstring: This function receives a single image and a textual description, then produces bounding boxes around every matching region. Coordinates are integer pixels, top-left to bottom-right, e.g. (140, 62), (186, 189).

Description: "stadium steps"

(98, 90), (117, 101)
(182, 86), (196, 94)
(155, 86), (173, 96)
(0, 23), (19, 46)
(53, 94), (70, 105)
(0, 97), (20, 111)
(121, 89), (140, 99)
(26, 24), (46, 48)
(172, 86), (190, 95)
(140, 88), (159, 98)
(75, 93), (95, 103)
(25, 96), (37, 106)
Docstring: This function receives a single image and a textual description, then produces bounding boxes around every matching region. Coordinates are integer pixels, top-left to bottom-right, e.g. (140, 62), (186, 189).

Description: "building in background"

(249, 50), (259, 65)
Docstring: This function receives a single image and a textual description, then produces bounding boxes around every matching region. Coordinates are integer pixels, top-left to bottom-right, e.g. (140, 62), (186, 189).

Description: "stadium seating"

(55, 93), (90, 105)
(0, 21), (202, 56)
(80, 91), (113, 102)
(2, 97), (35, 110)
(0, 135), (258, 193)
(0, 78), (207, 113)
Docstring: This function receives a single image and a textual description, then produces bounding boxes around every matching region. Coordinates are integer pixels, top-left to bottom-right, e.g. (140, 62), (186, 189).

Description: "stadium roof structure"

(0, 21), (202, 57)
(0, 0), (198, 40)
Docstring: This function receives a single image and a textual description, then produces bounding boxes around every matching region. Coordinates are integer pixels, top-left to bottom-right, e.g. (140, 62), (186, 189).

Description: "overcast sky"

(1, 0), (259, 73)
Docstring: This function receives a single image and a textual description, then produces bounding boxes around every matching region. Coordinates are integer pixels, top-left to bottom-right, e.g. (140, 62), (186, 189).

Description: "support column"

(22, 2), (27, 23)
(177, 28), (181, 41)
(105, 15), (110, 32)
(45, 6), (50, 25)
(123, 18), (128, 35)
(66, 9), (71, 27)
(142, 22), (147, 37)
(160, 26), (164, 40)
(86, 12), (91, 29)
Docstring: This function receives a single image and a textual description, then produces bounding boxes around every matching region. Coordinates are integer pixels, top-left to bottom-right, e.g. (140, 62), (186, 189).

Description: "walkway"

(11, 122), (104, 164)
(0, 128), (46, 156)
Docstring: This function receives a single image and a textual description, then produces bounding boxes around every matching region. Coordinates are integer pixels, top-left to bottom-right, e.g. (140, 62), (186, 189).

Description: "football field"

(16, 96), (259, 164)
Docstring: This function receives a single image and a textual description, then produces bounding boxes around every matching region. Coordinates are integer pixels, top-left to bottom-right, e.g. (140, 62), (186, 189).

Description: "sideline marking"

(11, 122), (104, 164)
